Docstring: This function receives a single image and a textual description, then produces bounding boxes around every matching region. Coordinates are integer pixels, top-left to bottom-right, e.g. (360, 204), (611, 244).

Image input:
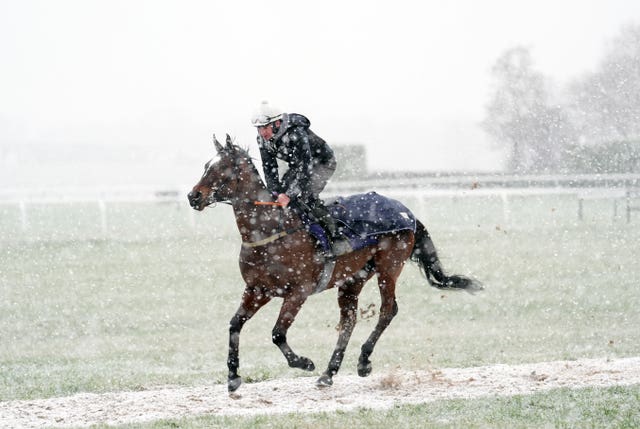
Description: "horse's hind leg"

(272, 293), (315, 372)
(317, 273), (369, 387)
(358, 294), (398, 377)
(358, 236), (410, 377)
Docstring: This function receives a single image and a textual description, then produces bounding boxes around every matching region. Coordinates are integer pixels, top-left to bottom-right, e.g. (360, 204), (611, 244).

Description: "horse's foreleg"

(317, 280), (366, 387)
(272, 293), (315, 371)
(227, 288), (271, 392)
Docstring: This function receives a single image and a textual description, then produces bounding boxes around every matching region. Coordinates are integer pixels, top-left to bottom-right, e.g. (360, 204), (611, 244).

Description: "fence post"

(578, 198), (584, 221)
(19, 201), (28, 233)
(501, 192), (510, 226)
(98, 200), (108, 238)
(417, 193), (427, 219)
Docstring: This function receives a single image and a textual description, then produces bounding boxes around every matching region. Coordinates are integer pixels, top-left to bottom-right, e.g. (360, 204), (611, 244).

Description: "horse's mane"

(227, 142), (251, 159)
(222, 142), (261, 178)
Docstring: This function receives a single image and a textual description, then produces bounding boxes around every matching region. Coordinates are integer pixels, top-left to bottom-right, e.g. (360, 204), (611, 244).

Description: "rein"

(241, 227), (303, 248)
(241, 199), (300, 248)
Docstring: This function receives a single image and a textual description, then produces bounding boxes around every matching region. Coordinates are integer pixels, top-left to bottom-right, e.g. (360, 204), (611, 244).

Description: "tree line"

(483, 24), (640, 174)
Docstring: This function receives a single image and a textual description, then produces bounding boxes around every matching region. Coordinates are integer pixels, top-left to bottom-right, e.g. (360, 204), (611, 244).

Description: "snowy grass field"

(1, 192), (639, 426)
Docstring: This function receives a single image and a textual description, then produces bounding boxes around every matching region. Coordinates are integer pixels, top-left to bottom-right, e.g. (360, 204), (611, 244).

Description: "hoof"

(357, 360), (372, 377)
(316, 374), (333, 387)
(303, 359), (316, 372)
(228, 375), (242, 393)
(291, 356), (316, 372)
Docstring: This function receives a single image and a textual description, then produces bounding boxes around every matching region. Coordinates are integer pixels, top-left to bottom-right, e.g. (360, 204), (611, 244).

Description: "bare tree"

(483, 46), (572, 173)
(567, 24), (640, 145)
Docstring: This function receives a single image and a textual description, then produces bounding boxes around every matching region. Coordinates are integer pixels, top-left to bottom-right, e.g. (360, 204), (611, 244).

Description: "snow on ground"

(1, 357), (639, 428)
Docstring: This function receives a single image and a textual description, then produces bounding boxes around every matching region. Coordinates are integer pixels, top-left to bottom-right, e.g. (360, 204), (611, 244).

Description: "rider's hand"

(276, 193), (290, 207)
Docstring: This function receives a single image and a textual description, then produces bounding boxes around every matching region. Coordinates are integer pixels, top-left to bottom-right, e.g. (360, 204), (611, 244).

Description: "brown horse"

(188, 134), (482, 392)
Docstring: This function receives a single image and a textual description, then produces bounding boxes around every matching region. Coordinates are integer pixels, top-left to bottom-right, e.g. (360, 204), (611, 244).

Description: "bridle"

(201, 154), (247, 207)
(200, 150), (301, 248)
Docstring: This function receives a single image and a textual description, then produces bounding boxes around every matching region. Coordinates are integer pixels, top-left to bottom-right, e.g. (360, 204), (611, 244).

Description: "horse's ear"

(213, 134), (224, 153)
(225, 134), (234, 150)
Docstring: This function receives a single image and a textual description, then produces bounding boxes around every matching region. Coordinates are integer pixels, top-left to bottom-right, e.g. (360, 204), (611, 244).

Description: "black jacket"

(257, 113), (334, 199)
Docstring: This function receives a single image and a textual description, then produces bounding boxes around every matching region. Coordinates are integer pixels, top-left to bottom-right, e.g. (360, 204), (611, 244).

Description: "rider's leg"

(308, 199), (339, 238)
(307, 159), (340, 239)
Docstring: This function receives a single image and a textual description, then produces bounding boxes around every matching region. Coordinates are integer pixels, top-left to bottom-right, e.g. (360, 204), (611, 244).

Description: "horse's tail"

(410, 219), (483, 293)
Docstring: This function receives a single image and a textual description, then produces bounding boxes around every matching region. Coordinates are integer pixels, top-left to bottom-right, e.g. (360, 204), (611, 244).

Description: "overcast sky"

(1, 0), (640, 177)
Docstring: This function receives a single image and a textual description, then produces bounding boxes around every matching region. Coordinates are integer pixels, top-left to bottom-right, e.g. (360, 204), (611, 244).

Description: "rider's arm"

(283, 127), (313, 199)
(258, 140), (282, 193)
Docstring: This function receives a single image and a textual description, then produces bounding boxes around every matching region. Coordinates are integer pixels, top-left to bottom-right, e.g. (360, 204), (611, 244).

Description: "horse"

(187, 134), (482, 392)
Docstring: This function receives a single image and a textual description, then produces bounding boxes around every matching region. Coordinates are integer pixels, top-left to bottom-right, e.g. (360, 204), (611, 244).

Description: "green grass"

(1, 195), (639, 425)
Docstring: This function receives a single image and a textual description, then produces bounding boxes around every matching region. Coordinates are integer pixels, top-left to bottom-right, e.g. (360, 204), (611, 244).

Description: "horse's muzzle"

(187, 190), (204, 210)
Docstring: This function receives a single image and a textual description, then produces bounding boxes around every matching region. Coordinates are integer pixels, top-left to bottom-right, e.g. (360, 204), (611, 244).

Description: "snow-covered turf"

(1, 356), (638, 428)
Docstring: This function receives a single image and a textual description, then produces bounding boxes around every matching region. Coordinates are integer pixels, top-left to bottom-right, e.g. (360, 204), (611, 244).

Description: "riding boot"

(308, 200), (352, 257)
(308, 200), (339, 239)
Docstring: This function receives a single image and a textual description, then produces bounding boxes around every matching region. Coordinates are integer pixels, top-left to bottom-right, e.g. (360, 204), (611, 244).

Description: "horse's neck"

(230, 177), (301, 244)
(234, 204), (298, 243)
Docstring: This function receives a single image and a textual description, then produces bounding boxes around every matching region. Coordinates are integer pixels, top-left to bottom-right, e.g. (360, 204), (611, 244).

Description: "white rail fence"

(1, 174), (640, 238)
(328, 173), (640, 223)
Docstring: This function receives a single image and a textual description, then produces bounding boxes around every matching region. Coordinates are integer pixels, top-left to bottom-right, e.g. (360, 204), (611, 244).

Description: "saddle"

(306, 192), (417, 255)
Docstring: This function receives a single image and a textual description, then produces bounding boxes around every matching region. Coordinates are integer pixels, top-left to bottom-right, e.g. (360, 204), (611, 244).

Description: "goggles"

(251, 114), (282, 127)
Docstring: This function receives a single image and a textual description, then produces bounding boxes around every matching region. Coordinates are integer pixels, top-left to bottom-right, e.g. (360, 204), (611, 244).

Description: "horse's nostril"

(188, 191), (202, 208)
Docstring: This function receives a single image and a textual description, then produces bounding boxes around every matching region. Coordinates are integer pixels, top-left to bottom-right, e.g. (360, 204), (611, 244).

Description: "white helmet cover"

(251, 100), (283, 127)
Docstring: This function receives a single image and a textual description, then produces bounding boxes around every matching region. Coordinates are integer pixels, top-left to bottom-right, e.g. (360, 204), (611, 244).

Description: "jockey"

(251, 101), (341, 246)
